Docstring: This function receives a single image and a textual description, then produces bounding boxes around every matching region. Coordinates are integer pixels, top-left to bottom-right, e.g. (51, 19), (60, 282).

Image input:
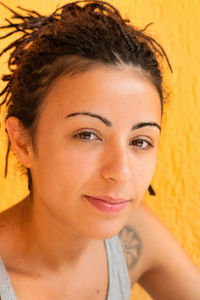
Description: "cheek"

(31, 140), (99, 195)
(134, 151), (158, 193)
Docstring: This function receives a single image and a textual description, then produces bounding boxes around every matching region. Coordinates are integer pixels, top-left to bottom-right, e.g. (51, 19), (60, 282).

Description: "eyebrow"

(131, 122), (161, 131)
(65, 112), (161, 131)
(65, 112), (112, 127)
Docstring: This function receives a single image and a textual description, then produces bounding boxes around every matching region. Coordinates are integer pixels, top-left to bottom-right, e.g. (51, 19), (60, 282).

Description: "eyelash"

(129, 139), (153, 150)
(73, 131), (154, 150)
(73, 131), (101, 142)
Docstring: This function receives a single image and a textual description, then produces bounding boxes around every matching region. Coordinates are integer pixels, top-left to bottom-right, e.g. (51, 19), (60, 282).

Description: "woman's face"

(28, 64), (161, 239)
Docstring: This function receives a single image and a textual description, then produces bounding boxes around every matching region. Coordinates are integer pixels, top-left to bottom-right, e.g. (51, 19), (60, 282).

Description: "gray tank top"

(0, 235), (131, 300)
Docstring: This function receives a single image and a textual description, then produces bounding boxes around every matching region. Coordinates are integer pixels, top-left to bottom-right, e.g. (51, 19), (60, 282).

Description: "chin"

(84, 217), (129, 240)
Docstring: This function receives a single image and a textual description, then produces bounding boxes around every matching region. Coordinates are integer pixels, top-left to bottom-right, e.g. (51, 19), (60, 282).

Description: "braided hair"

(0, 0), (171, 194)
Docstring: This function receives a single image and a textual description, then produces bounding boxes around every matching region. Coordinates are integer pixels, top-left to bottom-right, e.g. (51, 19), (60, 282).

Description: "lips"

(84, 195), (130, 214)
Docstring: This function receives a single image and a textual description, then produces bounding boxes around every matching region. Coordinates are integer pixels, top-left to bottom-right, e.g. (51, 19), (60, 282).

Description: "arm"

(119, 202), (200, 300)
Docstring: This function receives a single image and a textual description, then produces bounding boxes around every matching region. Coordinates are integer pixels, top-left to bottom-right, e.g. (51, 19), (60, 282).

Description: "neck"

(18, 195), (101, 272)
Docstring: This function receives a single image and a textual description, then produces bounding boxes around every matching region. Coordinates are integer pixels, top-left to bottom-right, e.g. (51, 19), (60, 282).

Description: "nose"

(101, 144), (132, 184)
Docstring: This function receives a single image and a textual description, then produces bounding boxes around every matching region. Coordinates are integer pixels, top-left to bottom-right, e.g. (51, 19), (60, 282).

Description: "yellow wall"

(0, 1), (200, 299)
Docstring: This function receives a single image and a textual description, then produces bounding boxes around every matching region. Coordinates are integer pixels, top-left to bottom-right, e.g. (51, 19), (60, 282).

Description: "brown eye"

(130, 139), (153, 150)
(74, 131), (100, 142)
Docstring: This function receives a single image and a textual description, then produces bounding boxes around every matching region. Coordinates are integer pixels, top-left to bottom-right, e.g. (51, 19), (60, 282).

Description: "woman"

(0, 1), (199, 299)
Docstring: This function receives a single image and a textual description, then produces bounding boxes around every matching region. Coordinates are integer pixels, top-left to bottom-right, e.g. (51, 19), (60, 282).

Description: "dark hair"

(0, 0), (171, 194)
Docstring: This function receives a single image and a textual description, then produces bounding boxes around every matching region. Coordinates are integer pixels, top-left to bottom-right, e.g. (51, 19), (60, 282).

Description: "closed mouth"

(84, 195), (130, 213)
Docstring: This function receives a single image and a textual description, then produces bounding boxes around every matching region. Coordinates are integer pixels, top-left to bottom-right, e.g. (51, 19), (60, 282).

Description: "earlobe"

(5, 116), (33, 168)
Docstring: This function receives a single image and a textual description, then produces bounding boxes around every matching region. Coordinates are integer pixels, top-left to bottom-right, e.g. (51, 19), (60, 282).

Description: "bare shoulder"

(0, 199), (27, 259)
(119, 203), (200, 299)
(118, 202), (159, 284)
(0, 205), (17, 253)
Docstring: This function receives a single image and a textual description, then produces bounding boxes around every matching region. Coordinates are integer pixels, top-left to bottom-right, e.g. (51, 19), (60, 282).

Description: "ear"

(5, 116), (33, 168)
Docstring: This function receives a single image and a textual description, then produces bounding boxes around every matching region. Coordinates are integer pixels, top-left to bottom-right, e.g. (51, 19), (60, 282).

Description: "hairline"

(28, 54), (162, 154)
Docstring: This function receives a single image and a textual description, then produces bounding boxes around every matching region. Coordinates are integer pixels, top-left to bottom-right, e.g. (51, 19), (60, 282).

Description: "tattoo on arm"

(118, 225), (142, 271)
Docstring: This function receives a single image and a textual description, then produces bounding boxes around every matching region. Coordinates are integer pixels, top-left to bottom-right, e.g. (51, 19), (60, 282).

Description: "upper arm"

(119, 202), (200, 300)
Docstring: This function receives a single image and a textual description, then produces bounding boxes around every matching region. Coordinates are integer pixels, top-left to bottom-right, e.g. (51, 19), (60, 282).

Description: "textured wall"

(0, 1), (200, 299)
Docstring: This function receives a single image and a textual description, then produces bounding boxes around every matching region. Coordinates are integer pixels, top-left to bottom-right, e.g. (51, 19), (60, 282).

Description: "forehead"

(37, 64), (161, 127)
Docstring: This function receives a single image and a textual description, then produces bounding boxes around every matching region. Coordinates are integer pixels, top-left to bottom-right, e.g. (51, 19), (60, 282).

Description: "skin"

(27, 64), (160, 241)
(1, 63), (160, 299)
(123, 205), (200, 300)
(6, 64), (161, 244)
(1, 64), (199, 299)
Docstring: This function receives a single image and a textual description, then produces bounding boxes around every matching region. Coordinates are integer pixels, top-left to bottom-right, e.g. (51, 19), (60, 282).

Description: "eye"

(129, 138), (153, 150)
(73, 131), (101, 142)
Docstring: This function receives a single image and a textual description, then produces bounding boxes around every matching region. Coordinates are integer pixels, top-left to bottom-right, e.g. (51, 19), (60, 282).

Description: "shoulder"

(119, 203), (200, 299)
(118, 202), (158, 285)
(0, 200), (25, 259)
(119, 202), (187, 282)
(119, 202), (182, 284)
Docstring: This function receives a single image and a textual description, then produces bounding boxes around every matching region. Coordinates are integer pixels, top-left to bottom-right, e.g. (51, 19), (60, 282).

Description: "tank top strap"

(0, 257), (17, 300)
(0, 236), (131, 300)
(104, 235), (131, 300)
